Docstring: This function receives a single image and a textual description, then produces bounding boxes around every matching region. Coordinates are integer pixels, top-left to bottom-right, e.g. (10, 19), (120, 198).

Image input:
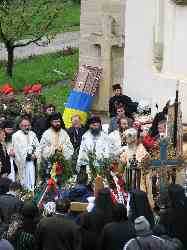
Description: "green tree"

(0, 0), (64, 77)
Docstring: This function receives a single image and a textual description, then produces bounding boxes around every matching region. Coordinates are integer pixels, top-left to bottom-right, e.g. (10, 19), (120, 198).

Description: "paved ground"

(0, 31), (80, 60)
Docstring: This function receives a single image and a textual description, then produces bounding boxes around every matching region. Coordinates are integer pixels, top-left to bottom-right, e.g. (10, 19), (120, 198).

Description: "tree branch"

(33, 40), (49, 47)
(13, 35), (43, 48)
(14, 9), (59, 48)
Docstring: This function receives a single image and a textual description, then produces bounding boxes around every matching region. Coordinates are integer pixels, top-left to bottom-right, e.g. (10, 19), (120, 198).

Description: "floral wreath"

(47, 150), (73, 191)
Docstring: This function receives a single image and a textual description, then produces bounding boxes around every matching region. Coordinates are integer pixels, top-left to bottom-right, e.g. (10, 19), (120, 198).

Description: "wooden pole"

(173, 81), (179, 149)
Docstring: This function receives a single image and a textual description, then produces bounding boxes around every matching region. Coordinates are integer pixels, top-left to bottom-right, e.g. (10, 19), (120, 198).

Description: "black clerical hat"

(48, 112), (65, 129)
(3, 120), (14, 129)
(112, 84), (121, 90)
(88, 116), (101, 125)
(49, 112), (62, 121)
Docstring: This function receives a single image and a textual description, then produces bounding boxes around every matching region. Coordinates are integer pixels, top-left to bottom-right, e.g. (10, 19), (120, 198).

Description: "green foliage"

(0, 0), (80, 77)
(87, 149), (114, 181)
(0, 50), (79, 89)
(0, 0), (64, 43)
(0, 0), (68, 77)
(42, 84), (70, 114)
(0, 50), (78, 113)
(49, 150), (73, 184)
(70, 0), (80, 5)
(0, 1), (80, 42)
(51, 2), (80, 33)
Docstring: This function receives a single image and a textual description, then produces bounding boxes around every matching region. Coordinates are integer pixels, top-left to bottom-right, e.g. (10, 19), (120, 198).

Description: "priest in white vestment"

(12, 117), (40, 191)
(77, 116), (115, 171)
(40, 112), (74, 161)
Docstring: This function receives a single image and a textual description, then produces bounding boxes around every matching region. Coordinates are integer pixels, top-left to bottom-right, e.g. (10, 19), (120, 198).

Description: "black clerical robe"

(32, 115), (49, 141)
(0, 143), (11, 176)
(109, 95), (138, 118)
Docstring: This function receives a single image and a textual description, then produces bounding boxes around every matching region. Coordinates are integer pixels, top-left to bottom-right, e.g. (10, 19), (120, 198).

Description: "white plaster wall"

(161, 1), (187, 122)
(123, 0), (187, 122)
(163, 1), (187, 77)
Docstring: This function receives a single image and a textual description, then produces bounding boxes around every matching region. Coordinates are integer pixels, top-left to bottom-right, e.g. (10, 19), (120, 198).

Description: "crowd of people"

(0, 84), (168, 188)
(0, 83), (185, 250)
(0, 179), (186, 250)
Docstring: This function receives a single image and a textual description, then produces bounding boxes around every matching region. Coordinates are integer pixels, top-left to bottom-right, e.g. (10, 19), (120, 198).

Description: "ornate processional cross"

(151, 137), (183, 205)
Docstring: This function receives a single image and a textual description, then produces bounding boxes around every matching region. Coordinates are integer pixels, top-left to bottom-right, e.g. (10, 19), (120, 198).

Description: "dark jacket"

(32, 116), (49, 141)
(0, 223), (8, 238)
(0, 143), (11, 176)
(67, 126), (86, 151)
(109, 95), (138, 118)
(80, 211), (113, 250)
(0, 193), (23, 224)
(35, 214), (82, 250)
(160, 207), (187, 249)
(100, 220), (135, 250)
(124, 232), (166, 250)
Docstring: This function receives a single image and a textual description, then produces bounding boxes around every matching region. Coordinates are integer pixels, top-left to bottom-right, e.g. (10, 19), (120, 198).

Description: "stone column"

(79, 0), (124, 114)
(93, 14), (113, 112)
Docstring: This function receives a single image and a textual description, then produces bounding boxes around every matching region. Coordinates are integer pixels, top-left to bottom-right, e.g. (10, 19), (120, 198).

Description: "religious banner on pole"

(177, 103), (183, 156)
(167, 102), (183, 156)
(63, 65), (102, 128)
(166, 103), (175, 140)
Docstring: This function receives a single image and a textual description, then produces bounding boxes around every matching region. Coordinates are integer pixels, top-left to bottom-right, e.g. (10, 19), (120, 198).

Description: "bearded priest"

(40, 112), (74, 161)
(77, 116), (115, 173)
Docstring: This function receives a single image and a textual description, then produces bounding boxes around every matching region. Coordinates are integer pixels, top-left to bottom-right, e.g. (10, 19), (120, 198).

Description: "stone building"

(79, 0), (125, 113)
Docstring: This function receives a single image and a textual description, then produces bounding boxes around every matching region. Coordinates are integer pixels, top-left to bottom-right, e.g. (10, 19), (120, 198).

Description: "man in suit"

(68, 115), (86, 172)
(68, 115), (86, 152)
